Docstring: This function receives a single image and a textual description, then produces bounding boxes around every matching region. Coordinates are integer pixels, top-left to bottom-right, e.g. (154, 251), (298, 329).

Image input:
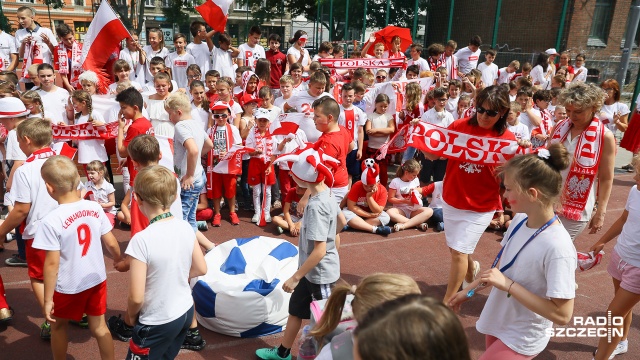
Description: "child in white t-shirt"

(364, 94), (394, 187)
(123, 165), (207, 360)
(108, 59), (142, 94)
(186, 21), (214, 80)
(496, 60), (520, 85)
(165, 34), (196, 90)
(283, 72), (332, 142)
(274, 75), (294, 110)
(35, 156), (122, 359)
(421, 181), (444, 231)
(142, 28), (170, 82)
(477, 49), (499, 86)
(450, 143), (576, 359)
(387, 159), (433, 232)
(506, 102), (530, 141)
(237, 26), (266, 71)
(338, 83), (367, 185)
(85, 160), (117, 227)
(70, 90), (109, 168)
(36, 64), (70, 125)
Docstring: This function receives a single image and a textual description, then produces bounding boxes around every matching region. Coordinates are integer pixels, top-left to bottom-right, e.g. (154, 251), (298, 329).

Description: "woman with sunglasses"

(422, 86), (517, 305)
(287, 30), (311, 77)
(550, 82), (615, 241)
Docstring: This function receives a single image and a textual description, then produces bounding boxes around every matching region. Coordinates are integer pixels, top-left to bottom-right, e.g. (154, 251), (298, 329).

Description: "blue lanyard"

(492, 215), (558, 273)
(467, 215), (557, 298)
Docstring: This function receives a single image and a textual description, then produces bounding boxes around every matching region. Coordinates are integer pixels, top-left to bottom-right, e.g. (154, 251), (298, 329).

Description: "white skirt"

(442, 200), (494, 254)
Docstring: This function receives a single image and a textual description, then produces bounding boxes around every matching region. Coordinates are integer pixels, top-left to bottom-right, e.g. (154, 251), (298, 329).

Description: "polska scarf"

(550, 117), (605, 221)
(57, 41), (83, 87)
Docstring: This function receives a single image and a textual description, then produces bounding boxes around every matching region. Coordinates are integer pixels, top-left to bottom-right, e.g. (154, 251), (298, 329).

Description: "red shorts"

(208, 172), (237, 199)
(52, 280), (107, 321)
(25, 239), (46, 281)
(105, 213), (115, 227)
(247, 158), (276, 186)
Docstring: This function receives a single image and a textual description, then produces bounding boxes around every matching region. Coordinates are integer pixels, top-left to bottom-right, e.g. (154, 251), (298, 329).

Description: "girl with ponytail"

(450, 143), (577, 359)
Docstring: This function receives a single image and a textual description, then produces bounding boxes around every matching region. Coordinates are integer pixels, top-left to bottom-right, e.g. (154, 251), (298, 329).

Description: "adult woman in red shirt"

(425, 86), (516, 304)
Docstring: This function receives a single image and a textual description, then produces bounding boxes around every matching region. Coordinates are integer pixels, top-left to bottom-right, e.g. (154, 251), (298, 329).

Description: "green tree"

(162, 0), (197, 29)
(247, 0), (428, 41)
(0, 8), (13, 33)
(43, 0), (65, 29)
(112, 0), (146, 35)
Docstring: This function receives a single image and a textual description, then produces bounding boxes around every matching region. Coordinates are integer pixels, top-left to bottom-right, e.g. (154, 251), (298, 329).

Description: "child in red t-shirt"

(314, 97), (354, 203)
(273, 185), (306, 235)
(116, 88), (154, 188)
(341, 161), (392, 235)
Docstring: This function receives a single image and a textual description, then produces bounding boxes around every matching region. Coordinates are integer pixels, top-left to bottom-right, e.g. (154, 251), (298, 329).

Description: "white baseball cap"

(545, 48), (559, 56)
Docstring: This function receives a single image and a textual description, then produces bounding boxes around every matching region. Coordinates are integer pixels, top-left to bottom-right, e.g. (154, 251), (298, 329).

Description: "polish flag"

(213, 145), (255, 174)
(81, 1), (130, 93)
(156, 135), (175, 173)
(196, 0), (233, 33)
(51, 142), (78, 160)
(269, 113), (306, 136)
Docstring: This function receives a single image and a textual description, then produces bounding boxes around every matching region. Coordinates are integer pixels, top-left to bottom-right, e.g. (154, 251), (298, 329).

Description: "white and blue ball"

(191, 236), (299, 337)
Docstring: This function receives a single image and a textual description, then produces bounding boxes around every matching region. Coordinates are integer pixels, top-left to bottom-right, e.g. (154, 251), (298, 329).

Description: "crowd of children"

(0, 6), (638, 359)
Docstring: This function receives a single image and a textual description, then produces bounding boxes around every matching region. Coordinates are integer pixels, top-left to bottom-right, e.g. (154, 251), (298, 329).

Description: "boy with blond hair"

(36, 156), (122, 359)
(123, 165), (207, 359)
(283, 72), (333, 142)
(506, 101), (530, 141)
(165, 92), (212, 229)
(0, 117), (59, 338)
(274, 75), (294, 110)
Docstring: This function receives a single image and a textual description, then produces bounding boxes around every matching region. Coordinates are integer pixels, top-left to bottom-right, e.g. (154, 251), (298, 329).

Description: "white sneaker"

(611, 340), (628, 358)
(265, 213), (272, 223)
(594, 340), (628, 359)
(462, 261), (480, 290)
(251, 213), (260, 223)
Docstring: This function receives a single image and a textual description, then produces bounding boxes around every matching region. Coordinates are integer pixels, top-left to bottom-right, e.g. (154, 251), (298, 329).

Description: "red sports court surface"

(1, 173), (639, 359)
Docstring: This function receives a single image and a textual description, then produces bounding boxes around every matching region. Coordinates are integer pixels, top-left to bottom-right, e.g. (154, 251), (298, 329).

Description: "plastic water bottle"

(298, 325), (317, 359)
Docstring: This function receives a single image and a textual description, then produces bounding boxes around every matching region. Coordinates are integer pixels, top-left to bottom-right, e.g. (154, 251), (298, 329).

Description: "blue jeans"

(402, 146), (417, 163)
(240, 159), (251, 205)
(432, 207), (443, 223)
(181, 171), (206, 231)
(15, 226), (25, 260)
(127, 305), (194, 360)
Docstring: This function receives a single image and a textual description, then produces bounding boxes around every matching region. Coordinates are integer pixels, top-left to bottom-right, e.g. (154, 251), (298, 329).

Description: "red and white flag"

(196, 0), (233, 33)
(81, 1), (130, 93)
(269, 113), (306, 136)
(51, 142), (78, 160)
(213, 145), (255, 175)
(155, 135), (175, 172)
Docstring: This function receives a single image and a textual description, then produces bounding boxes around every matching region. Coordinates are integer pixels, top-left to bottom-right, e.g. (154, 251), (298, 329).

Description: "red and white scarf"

(427, 56), (445, 72)
(440, 53), (456, 80)
(550, 117), (605, 220)
(22, 37), (44, 80)
(379, 122), (527, 164)
(319, 57), (406, 69)
(253, 127), (273, 164)
(25, 147), (55, 163)
(57, 41), (83, 87)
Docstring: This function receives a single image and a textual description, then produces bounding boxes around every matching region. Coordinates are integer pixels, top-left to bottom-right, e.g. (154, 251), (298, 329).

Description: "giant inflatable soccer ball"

(191, 236), (299, 337)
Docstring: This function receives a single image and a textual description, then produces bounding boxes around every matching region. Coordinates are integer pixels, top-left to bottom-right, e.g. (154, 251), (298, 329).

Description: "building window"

(145, 0), (155, 7)
(18, 0), (35, 2)
(162, 0), (170, 7)
(588, 0), (614, 47)
(234, 1), (248, 11)
(74, 0), (84, 5)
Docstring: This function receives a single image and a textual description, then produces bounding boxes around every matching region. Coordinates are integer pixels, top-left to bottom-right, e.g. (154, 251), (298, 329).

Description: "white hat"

(545, 48), (559, 56)
(360, 158), (380, 185)
(0, 97), (30, 118)
(209, 101), (235, 119)
(254, 108), (271, 120)
(274, 146), (339, 186)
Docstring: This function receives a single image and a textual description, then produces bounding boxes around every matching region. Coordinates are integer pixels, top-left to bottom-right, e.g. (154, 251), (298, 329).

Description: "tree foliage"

(245, 0), (427, 41)
(0, 9), (12, 33)
(162, 0), (196, 28)
(112, 0), (145, 35)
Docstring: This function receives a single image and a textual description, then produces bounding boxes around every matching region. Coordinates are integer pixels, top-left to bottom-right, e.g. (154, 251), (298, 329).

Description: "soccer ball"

(191, 236), (299, 337)
(363, 158), (376, 168)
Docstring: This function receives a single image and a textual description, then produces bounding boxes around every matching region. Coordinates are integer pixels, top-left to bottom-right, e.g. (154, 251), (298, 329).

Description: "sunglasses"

(376, 76), (386, 79)
(476, 106), (500, 117)
(212, 114), (229, 119)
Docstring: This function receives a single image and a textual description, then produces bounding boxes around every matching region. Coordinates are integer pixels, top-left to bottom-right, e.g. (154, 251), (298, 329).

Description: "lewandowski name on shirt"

(63, 209), (102, 229)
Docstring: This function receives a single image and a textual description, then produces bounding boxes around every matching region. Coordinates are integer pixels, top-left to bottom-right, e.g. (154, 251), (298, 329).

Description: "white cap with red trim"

(0, 97), (30, 118)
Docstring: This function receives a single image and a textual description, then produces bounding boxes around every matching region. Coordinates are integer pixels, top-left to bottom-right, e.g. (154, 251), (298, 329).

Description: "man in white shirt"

(213, 32), (240, 79)
(237, 26), (266, 71)
(477, 49), (499, 86)
(14, 6), (57, 86)
(407, 44), (429, 73)
(36, 64), (70, 125)
(454, 35), (481, 77)
(0, 30), (18, 71)
(187, 21), (215, 80)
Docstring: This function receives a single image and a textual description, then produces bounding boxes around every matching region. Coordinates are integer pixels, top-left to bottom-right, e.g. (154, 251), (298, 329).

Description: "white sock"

(372, 226), (378, 233)
(620, 339), (628, 345)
